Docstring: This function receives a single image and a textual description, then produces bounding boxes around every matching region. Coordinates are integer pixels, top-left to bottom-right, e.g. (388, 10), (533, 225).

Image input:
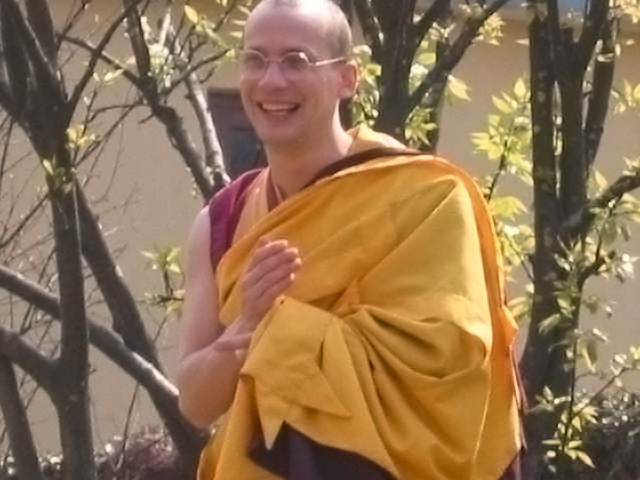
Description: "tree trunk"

(0, 355), (45, 480)
(48, 146), (95, 480)
(518, 11), (563, 480)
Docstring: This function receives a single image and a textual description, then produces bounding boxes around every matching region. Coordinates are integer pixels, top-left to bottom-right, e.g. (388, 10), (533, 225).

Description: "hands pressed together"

(214, 238), (301, 360)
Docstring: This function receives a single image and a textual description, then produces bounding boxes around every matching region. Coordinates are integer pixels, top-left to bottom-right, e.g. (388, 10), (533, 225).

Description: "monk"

(176, 0), (523, 479)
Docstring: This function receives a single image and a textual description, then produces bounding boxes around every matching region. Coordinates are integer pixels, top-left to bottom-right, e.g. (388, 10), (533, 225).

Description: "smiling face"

(239, 3), (356, 153)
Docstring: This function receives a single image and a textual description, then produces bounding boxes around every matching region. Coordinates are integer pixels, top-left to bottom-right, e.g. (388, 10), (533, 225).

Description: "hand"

(239, 237), (301, 326)
(212, 331), (254, 361)
(213, 238), (300, 361)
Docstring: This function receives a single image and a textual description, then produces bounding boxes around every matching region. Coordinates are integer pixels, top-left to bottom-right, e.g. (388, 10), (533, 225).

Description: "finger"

(243, 267), (297, 320)
(243, 249), (301, 289)
(213, 332), (253, 351)
(249, 257), (301, 299)
(253, 272), (296, 313)
(234, 349), (248, 362)
(249, 240), (291, 266)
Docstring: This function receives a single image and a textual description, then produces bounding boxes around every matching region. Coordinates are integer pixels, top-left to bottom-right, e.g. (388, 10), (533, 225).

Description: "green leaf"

(575, 451), (595, 468)
(447, 75), (471, 101)
(489, 196), (527, 220)
(578, 337), (599, 373)
(184, 5), (199, 24)
(513, 77), (527, 99)
(539, 313), (562, 334)
(42, 159), (54, 177)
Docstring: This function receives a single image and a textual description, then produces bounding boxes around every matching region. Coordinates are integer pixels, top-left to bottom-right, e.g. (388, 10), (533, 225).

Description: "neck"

(265, 127), (354, 198)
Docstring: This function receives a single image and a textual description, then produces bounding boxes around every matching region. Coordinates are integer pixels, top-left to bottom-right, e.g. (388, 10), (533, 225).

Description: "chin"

(256, 127), (303, 149)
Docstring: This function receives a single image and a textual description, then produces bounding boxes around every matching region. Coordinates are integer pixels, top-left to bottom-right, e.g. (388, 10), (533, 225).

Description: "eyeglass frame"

(237, 49), (348, 79)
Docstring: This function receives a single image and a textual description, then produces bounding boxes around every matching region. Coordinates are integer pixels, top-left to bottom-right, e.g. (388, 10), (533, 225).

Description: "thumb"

(213, 332), (253, 351)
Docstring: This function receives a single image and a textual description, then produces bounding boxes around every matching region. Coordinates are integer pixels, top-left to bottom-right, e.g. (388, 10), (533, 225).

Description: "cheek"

(239, 81), (255, 109)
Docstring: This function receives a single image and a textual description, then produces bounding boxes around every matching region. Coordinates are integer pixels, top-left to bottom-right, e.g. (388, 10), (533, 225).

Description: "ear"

(337, 60), (358, 99)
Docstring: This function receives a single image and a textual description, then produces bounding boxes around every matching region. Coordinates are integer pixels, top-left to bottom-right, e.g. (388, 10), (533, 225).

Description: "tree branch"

(122, 0), (154, 99)
(166, 29), (228, 195)
(0, 263), (174, 397)
(408, 0), (509, 112)
(0, 84), (16, 132)
(410, 0), (450, 53)
(5, 0), (63, 103)
(75, 187), (161, 369)
(1, 1), (32, 118)
(151, 103), (215, 199)
(0, 326), (56, 394)
(584, 22), (614, 171)
(546, 0), (569, 82)
(353, 0), (383, 60)
(24, 0), (57, 66)
(563, 171), (640, 237)
(0, 355), (45, 480)
(184, 72), (229, 194)
(166, 51), (229, 95)
(0, 194), (47, 251)
(58, 0), (96, 47)
(62, 35), (143, 90)
(574, 0), (608, 76)
(0, 263), (204, 459)
(66, 3), (137, 124)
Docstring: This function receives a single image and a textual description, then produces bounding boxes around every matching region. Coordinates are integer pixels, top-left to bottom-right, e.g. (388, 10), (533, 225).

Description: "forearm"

(177, 321), (250, 428)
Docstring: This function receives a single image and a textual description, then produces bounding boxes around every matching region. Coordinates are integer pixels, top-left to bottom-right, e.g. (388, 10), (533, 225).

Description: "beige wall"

(2, 0), (640, 453)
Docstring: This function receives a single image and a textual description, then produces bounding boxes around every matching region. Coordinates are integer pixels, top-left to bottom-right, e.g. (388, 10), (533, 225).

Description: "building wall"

(2, 0), (640, 453)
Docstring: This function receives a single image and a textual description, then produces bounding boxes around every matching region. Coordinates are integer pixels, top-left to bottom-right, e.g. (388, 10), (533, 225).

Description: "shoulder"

(206, 168), (263, 269)
(208, 169), (263, 210)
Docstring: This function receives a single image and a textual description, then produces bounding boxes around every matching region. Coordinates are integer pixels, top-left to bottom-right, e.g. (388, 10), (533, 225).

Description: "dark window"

(208, 88), (265, 179)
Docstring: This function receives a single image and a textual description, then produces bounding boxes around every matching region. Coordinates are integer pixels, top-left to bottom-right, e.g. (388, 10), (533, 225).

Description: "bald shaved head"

(247, 0), (352, 58)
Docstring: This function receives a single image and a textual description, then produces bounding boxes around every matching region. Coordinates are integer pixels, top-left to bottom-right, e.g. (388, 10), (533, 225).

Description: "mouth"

(257, 102), (300, 116)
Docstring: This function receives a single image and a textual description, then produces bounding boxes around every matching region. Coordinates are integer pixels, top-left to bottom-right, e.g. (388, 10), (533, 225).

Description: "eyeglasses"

(238, 50), (346, 79)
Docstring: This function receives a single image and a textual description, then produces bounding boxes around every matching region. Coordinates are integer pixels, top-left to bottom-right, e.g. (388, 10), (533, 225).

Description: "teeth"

(261, 102), (296, 112)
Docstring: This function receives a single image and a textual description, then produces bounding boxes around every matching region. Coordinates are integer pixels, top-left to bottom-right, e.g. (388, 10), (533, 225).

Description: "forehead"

(243, 6), (330, 56)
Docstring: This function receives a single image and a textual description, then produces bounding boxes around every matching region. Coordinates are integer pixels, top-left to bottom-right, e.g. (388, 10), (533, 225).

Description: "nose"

(258, 61), (288, 88)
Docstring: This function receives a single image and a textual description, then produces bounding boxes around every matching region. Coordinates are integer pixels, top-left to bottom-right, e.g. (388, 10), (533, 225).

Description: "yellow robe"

(197, 126), (522, 479)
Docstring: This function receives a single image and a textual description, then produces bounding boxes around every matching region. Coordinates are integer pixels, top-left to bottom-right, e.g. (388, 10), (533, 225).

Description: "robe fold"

(197, 126), (522, 479)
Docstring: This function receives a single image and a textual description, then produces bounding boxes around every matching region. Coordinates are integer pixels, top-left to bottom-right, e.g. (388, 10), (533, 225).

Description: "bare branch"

(0, 355), (45, 480)
(212, 0), (242, 32)
(0, 325), (56, 393)
(75, 187), (161, 369)
(1, 1), (31, 118)
(0, 263), (203, 459)
(185, 74), (229, 193)
(62, 35), (143, 90)
(0, 195), (47, 252)
(166, 29), (228, 193)
(166, 51), (229, 95)
(87, 323), (178, 401)
(122, 0), (153, 95)
(66, 3), (139, 124)
(24, 0), (57, 65)
(151, 102), (215, 198)
(0, 264), (178, 413)
(5, 0), (63, 102)
(157, 2), (173, 46)
(59, 0), (95, 44)
(0, 117), (13, 200)
(0, 84), (16, 119)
